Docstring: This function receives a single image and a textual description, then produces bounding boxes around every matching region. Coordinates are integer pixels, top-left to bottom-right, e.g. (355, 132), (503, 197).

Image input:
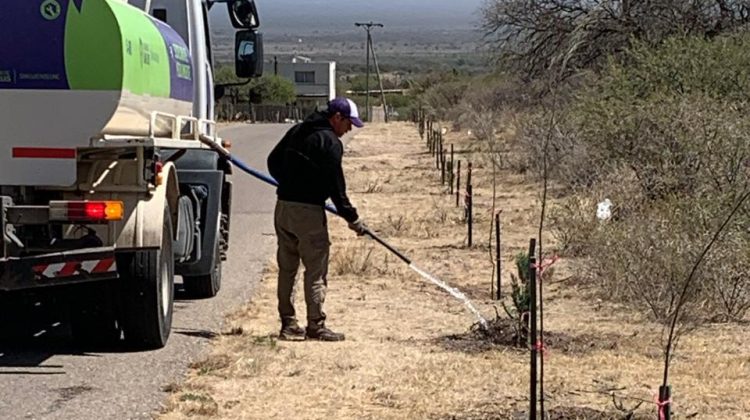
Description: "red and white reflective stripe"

(33, 257), (116, 278)
(12, 147), (76, 159)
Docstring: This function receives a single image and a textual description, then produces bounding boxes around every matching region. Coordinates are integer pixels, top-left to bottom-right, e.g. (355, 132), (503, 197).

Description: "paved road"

(0, 123), (289, 420)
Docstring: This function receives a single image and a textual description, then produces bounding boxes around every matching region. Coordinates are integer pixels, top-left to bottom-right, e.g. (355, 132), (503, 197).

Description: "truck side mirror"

(235, 30), (264, 78)
(228, 0), (260, 29)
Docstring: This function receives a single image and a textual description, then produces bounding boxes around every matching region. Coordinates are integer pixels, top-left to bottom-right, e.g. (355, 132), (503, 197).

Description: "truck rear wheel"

(182, 223), (222, 299)
(120, 206), (175, 349)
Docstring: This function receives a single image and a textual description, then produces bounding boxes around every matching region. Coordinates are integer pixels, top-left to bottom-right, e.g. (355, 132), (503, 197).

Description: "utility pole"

(355, 21), (383, 122)
(369, 30), (389, 123)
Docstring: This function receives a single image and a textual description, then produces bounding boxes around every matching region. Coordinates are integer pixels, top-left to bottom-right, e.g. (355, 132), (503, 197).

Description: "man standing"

(267, 97), (368, 342)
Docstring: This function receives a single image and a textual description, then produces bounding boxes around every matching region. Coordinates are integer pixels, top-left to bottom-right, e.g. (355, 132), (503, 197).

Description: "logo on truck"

(40, 0), (61, 20)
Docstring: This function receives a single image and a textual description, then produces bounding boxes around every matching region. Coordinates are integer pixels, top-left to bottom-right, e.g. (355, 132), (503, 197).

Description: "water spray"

(199, 135), (489, 329)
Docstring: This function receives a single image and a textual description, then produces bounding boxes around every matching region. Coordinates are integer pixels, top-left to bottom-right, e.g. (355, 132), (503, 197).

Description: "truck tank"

(0, 0), (194, 186)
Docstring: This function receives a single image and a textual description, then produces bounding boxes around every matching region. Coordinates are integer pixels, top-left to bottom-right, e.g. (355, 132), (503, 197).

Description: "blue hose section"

(227, 155), (340, 215)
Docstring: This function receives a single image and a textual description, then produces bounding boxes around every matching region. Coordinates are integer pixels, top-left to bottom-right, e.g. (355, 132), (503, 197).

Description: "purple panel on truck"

(152, 17), (194, 102)
(0, 0), (75, 89)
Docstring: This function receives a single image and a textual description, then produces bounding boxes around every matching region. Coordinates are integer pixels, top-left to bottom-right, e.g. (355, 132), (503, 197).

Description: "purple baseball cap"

(327, 97), (365, 128)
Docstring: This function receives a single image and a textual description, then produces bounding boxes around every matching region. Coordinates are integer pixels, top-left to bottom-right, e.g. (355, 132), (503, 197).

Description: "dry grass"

(159, 122), (750, 420)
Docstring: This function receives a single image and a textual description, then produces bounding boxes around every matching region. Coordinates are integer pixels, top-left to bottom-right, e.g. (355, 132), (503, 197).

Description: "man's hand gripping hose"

(348, 219), (368, 236)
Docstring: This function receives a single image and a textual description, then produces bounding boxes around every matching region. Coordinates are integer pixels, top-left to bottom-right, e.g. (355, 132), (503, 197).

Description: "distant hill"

(210, 0), (485, 33)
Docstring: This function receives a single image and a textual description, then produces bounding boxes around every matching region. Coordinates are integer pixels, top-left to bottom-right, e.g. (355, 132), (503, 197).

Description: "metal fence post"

(456, 160), (461, 207)
(529, 238), (538, 420)
(496, 212), (502, 300)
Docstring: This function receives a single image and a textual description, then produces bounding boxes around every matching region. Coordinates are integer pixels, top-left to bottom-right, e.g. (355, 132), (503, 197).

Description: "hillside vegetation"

(413, 2), (750, 415)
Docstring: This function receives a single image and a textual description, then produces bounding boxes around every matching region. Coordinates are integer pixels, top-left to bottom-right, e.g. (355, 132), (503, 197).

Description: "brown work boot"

(306, 325), (345, 342)
(279, 320), (306, 341)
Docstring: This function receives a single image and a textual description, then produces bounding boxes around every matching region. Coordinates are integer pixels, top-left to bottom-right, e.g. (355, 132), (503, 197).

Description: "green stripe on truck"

(64, 0), (170, 96)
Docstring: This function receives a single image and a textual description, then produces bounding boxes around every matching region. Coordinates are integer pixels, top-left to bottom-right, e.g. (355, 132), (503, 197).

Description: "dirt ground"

(159, 122), (750, 419)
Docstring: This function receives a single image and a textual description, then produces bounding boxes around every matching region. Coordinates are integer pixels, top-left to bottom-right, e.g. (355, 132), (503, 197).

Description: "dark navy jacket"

(267, 111), (359, 223)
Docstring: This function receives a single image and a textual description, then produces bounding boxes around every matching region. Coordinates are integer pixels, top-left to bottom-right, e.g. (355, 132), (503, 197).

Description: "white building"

(266, 57), (336, 106)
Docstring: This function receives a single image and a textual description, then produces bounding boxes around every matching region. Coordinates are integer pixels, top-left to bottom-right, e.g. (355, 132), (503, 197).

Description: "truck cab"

(0, 0), (263, 349)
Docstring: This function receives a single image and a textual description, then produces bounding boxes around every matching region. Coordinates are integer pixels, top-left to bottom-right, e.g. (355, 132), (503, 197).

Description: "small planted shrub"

(502, 251), (532, 347)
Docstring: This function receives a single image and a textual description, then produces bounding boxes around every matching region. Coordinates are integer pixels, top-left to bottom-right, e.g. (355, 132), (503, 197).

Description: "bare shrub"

(550, 165), (643, 256)
(586, 194), (750, 326)
(548, 197), (596, 257)
(330, 244), (377, 276)
(385, 214), (406, 234)
(589, 201), (708, 321)
(418, 75), (470, 121)
(433, 206), (449, 224)
(517, 35), (750, 324)
(480, 0), (750, 79)
(703, 231), (750, 322)
(178, 392), (219, 416)
(363, 178), (383, 193)
(190, 354), (232, 376)
(411, 221), (441, 239)
(330, 242), (400, 277)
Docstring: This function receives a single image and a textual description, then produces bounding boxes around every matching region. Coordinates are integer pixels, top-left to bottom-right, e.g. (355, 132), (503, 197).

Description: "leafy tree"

(214, 65), (243, 85)
(346, 74), (402, 92)
(214, 65), (296, 104)
(247, 75), (296, 104)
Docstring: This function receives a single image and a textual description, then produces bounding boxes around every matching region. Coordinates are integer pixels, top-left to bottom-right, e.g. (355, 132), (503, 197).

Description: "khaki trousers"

(274, 200), (330, 327)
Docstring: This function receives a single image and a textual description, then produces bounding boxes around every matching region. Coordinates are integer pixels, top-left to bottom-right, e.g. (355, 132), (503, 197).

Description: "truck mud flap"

(0, 247), (118, 292)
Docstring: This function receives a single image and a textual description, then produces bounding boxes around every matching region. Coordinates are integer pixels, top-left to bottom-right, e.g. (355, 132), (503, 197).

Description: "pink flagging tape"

(654, 394), (672, 420)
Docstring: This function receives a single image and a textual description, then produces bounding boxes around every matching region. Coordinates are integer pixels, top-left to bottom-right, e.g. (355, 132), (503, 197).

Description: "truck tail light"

(49, 201), (125, 222)
(154, 161), (165, 186)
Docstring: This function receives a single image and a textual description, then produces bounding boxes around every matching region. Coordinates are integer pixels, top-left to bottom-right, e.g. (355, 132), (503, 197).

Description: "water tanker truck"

(0, 0), (264, 349)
